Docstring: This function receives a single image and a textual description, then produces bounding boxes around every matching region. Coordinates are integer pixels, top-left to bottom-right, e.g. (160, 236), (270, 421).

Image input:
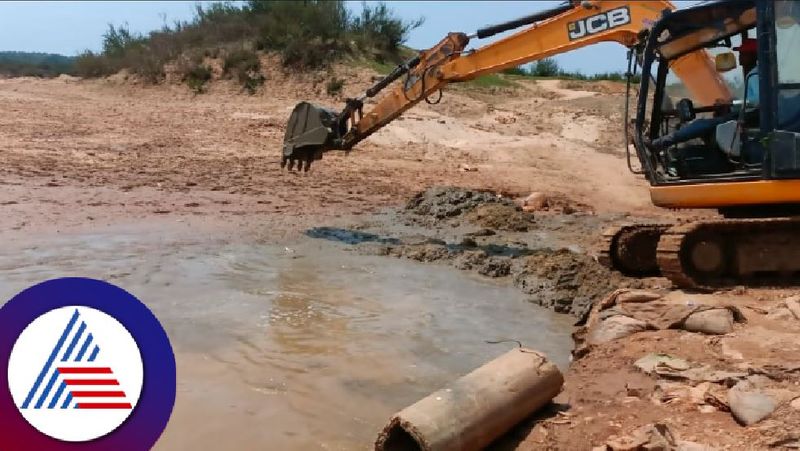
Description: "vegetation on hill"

(73, 0), (423, 93)
(0, 2), (638, 95)
(502, 57), (641, 83)
(0, 52), (75, 77)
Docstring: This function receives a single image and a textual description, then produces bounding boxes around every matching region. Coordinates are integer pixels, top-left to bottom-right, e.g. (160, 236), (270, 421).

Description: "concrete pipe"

(374, 348), (564, 451)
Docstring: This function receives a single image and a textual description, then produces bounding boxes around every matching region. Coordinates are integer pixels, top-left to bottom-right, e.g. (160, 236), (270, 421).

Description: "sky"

(0, 1), (702, 75)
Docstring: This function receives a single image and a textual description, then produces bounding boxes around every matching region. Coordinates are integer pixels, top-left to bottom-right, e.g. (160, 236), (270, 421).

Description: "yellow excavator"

(281, 0), (800, 289)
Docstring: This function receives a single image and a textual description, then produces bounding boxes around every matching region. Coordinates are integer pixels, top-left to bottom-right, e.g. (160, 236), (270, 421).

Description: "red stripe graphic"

(77, 403), (133, 409)
(58, 367), (113, 374)
(64, 379), (120, 386)
(72, 391), (126, 398)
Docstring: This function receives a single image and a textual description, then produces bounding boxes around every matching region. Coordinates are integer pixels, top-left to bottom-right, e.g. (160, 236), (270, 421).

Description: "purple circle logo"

(0, 278), (176, 451)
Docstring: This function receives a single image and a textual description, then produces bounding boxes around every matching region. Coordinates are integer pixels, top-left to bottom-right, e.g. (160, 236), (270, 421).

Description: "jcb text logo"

(568, 6), (631, 40)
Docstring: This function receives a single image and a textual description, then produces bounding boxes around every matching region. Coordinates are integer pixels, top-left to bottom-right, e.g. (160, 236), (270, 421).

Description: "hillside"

(71, 1), (422, 93)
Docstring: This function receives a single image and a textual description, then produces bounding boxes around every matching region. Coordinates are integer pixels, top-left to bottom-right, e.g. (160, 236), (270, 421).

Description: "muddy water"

(0, 226), (574, 450)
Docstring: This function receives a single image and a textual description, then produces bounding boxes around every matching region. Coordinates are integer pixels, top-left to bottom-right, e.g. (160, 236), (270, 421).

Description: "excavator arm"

(282, 0), (732, 171)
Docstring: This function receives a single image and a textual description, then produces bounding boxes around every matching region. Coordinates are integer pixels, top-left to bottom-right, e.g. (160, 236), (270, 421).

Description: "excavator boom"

(281, 0), (731, 170)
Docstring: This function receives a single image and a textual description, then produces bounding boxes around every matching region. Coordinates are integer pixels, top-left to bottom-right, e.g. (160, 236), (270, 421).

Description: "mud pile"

(465, 203), (533, 232)
(404, 186), (516, 225)
(513, 249), (647, 318)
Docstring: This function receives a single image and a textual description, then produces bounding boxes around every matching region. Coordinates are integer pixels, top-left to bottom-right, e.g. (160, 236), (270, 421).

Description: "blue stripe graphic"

(61, 393), (73, 409)
(48, 381), (67, 409)
(61, 321), (86, 361)
(35, 369), (61, 409)
(75, 333), (93, 361)
(88, 345), (100, 362)
(22, 309), (80, 409)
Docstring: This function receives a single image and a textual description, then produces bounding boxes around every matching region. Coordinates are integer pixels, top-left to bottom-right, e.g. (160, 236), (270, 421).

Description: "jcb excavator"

(281, 0), (800, 290)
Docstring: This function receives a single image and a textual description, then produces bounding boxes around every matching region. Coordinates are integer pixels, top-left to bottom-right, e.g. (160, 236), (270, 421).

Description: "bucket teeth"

(281, 147), (322, 172)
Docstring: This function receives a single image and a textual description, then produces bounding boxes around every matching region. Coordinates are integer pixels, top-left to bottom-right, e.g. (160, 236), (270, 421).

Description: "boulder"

(682, 308), (735, 335)
(728, 383), (776, 426)
(522, 192), (548, 211)
(588, 315), (650, 345)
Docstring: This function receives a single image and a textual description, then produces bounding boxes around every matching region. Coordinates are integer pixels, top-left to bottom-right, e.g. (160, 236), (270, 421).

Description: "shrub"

(502, 66), (528, 76)
(530, 58), (561, 77)
(223, 48), (263, 94)
(73, 51), (117, 77)
(183, 64), (212, 93)
(350, 2), (424, 63)
(326, 77), (345, 96)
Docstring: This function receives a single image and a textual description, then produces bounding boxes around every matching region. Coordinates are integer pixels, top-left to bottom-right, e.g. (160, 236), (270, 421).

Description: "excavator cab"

(632, 0), (800, 209)
(606, 0), (800, 289)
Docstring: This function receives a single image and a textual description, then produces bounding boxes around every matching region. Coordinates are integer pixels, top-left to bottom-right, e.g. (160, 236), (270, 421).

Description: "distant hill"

(0, 51), (76, 77)
(72, 1), (423, 93)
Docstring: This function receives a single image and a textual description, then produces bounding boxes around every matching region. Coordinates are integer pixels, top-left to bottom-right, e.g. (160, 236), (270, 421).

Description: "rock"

(587, 315), (650, 345)
(605, 423), (676, 451)
(785, 296), (800, 320)
(791, 396), (800, 410)
(728, 383), (776, 426)
(634, 353), (691, 374)
(458, 163), (478, 172)
(477, 258), (511, 277)
(464, 228), (495, 237)
(682, 308), (734, 335)
(459, 237), (478, 248)
(767, 306), (797, 321)
(677, 440), (715, 451)
(617, 290), (663, 304)
(522, 192), (548, 211)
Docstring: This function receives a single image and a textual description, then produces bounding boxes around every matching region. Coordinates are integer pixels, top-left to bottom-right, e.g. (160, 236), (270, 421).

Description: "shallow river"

(0, 226), (574, 450)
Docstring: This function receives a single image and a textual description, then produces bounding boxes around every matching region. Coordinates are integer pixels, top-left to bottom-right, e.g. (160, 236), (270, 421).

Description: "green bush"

(223, 48), (263, 94)
(183, 64), (212, 93)
(74, 51), (117, 77)
(530, 58), (561, 77)
(350, 2), (424, 63)
(501, 66), (528, 76)
(326, 77), (345, 96)
(497, 60), (640, 84)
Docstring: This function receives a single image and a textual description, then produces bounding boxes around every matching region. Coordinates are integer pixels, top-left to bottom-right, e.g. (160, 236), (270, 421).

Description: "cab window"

(775, 0), (800, 131)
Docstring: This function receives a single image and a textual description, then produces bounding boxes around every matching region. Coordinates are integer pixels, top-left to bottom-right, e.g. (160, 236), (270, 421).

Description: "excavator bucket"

(282, 101), (340, 171)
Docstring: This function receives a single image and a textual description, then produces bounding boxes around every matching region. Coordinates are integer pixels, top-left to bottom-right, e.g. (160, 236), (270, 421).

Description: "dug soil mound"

(514, 249), (649, 318)
(465, 203), (534, 232)
(404, 186), (513, 224)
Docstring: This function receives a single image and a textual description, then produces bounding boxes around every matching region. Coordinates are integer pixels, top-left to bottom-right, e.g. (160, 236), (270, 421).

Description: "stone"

(605, 423), (676, 451)
(522, 192), (548, 211)
(682, 308), (735, 335)
(785, 296), (800, 320)
(588, 315), (649, 345)
(728, 384), (776, 426)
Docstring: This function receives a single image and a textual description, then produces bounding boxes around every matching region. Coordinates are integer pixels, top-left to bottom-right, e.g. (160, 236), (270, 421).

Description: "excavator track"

(597, 223), (672, 277)
(656, 218), (800, 290)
